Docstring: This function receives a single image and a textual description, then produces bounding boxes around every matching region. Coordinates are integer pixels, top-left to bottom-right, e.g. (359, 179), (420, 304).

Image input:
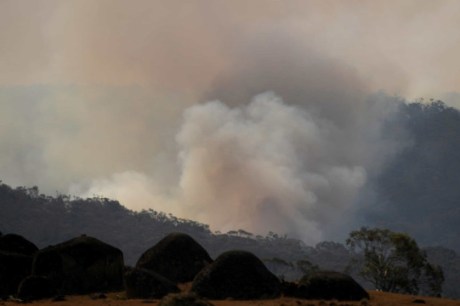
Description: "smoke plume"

(1, 0), (458, 243)
(73, 88), (403, 243)
(176, 92), (366, 240)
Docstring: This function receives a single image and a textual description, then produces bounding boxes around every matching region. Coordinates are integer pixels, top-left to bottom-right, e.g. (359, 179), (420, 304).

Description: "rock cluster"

(0, 231), (368, 302)
(0, 233), (124, 300)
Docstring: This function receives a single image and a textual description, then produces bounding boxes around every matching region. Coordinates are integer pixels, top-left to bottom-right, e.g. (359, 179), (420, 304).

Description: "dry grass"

(1, 291), (459, 306)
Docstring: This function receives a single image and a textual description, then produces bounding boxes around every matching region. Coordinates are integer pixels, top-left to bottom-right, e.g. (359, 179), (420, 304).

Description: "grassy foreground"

(2, 291), (459, 306)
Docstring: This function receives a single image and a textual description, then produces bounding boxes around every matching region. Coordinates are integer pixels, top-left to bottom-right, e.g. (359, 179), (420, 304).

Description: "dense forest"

(1, 100), (460, 298)
(366, 100), (460, 250)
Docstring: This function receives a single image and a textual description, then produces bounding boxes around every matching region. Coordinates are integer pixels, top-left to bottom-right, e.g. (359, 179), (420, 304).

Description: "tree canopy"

(371, 100), (460, 250)
(346, 227), (444, 296)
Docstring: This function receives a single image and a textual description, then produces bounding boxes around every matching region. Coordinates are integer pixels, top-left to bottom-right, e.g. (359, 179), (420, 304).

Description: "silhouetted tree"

(347, 227), (443, 295)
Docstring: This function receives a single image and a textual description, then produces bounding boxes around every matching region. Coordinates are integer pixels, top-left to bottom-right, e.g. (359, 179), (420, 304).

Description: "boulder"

(0, 233), (38, 256)
(17, 275), (54, 300)
(32, 235), (124, 294)
(136, 233), (212, 283)
(191, 250), (281, 300)
(0, 251), (33, 298)
(124, 267), (179, 299)
(295, 271), (369, 301)
(280, 280), (299, 297)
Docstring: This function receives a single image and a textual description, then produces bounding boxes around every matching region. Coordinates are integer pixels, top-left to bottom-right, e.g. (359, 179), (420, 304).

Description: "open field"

(1, 291), (459, 306)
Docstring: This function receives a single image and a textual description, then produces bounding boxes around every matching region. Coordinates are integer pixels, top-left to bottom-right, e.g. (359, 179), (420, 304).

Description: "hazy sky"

(2, 1), (460, 98)
(1, 0), (460, 242)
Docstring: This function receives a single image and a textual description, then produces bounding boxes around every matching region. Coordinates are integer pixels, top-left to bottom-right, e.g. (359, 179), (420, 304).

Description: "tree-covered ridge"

(0, 182), (309, 265)
(366, 100), (460, 250)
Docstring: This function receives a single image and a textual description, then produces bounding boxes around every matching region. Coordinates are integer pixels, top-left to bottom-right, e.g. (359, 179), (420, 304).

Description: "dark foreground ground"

(2, 291), (459, 306)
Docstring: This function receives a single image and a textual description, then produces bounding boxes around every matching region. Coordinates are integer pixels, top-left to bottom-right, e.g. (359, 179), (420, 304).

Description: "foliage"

(346, 227), (444, 296)
(296, 259), (319, 275)
(0, 182), (310, 266)
(424, 247), (460, 299)
(372, 100), (460, 250)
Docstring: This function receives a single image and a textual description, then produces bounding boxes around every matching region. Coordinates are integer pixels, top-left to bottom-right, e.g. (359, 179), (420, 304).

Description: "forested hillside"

(0, 182), (312, 265)
(367, 101), (460, 250)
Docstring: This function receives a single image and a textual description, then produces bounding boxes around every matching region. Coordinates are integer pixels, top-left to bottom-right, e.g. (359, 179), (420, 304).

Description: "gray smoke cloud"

(2, 28), (406, 244)
(71, 87), (403, 243)
(1, 0), (453, 243)
(175, 92), (368, 241)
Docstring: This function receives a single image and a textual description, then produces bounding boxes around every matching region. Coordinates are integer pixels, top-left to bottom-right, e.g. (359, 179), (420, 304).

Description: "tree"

(346, 227), (443, 296)
(296, 259), (319, 275)
(420, 261), (444, 296)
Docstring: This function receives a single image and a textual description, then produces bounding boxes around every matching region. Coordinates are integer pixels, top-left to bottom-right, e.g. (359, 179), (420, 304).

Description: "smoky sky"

(1, 0), (460, 243)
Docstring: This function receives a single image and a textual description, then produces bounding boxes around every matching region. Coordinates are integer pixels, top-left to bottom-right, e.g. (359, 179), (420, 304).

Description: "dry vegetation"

(1, 291), (459, 306)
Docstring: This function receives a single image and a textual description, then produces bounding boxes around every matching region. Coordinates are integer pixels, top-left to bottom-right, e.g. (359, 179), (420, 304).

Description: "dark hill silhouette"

(365, 101), (460, 250)
(0, 182), (311, 266)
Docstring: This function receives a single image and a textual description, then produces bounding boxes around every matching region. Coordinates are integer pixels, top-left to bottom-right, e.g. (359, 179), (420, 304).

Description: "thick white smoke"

(175, 92), (366, 241)
(73, 91), (402, 243)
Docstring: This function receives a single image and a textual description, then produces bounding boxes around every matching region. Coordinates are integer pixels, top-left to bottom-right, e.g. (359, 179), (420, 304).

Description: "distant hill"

(365, 101), (460, 250)
(0, 182), (312, 265)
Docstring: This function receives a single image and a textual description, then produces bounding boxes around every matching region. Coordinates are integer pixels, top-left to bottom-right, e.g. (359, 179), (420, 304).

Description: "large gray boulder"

(17, 275), (54, 300)
(191, 250), (281, 300)
(0, 251), (33, 298)
(294, 270), (369, 301)
(0, 233), (37, 298)
(136, 233), (212, 283)
(124, 267), (179, 299)
(0, 233), (38, 256)
(32, 235), (124, 294)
